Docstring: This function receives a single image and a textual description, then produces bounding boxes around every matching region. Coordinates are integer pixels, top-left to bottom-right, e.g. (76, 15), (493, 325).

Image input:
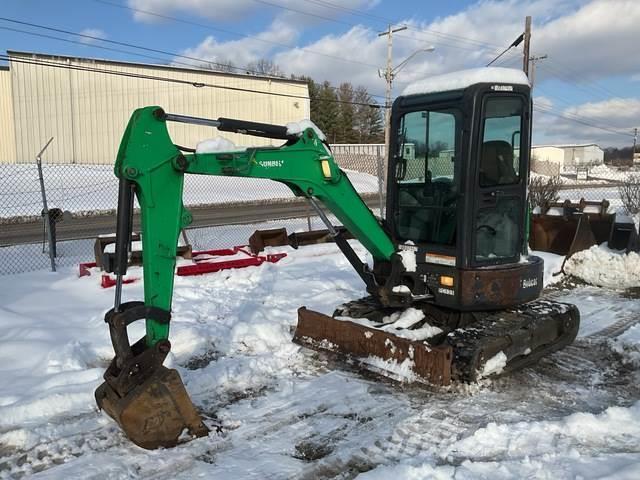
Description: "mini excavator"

(95, 67), (579, 449)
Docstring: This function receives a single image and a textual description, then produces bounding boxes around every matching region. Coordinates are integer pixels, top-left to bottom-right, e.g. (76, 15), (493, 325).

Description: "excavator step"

(294, 298), (579, 385)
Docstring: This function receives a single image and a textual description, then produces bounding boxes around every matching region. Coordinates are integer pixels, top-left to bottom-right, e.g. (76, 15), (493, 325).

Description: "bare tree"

(619, 174), (640, 215)
(245, 59), (285, 78)
(529, 176), (562, 211)
(199, 59), (236, 73)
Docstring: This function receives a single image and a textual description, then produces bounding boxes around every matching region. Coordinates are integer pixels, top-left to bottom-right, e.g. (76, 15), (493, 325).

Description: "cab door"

(472, 94), (530, 266)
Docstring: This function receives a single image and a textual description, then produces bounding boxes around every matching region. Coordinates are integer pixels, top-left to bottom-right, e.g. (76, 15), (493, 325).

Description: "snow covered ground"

(0, 164), (379, 219)
(0, 242), (639, 479)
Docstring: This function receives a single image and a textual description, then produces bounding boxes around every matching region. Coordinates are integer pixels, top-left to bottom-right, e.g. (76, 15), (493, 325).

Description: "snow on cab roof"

(401, 67), (530, 97)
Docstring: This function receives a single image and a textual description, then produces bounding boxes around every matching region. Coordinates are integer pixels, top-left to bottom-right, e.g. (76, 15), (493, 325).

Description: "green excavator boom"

(114, 106), (395, 345)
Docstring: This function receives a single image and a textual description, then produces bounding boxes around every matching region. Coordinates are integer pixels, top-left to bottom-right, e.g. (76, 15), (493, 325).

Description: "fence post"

(36, 137), (56, 272)
(376, 145), (385, 217)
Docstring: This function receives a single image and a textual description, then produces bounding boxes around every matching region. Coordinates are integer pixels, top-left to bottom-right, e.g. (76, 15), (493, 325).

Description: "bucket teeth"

(96, 366), (208, 449)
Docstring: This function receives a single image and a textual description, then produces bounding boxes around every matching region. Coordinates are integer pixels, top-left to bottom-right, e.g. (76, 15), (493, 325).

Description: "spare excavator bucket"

(530, 198), (612, 256)
(96, 366), (208, 449)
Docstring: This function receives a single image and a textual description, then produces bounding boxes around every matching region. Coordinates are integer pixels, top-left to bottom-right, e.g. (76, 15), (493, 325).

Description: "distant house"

(532, 143), (604, 169)
(634, 152), (640, 164)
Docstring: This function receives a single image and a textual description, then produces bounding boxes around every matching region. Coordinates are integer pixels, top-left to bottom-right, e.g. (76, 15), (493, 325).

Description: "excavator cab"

(378, 73), (543, 310)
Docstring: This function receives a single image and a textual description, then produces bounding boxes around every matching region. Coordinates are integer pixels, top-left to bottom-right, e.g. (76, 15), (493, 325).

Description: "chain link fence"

(0, 148), (385, 275)
(4, 145), (638, 276)
(530, 160), (640, 216)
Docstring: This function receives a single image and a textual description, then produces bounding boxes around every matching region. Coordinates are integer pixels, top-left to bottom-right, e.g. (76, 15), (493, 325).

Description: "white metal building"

(0, 51), (310, 164)
(532, 144), (604, 168)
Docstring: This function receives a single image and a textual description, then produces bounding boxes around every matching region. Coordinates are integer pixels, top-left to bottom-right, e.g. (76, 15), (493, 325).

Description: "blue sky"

(0, 0), (638, 147)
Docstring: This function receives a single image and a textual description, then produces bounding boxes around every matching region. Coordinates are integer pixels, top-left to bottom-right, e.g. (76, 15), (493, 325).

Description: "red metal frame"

(176, 246), (286, 276)
(79, 246), (287, 286)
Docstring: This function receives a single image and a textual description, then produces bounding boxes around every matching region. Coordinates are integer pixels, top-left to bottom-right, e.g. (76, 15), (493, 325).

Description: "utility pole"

(523, 16), (532, 76)
(378, 24), (407, 171)
(634, 127), (638, 163)
(529, 54), (547, 90)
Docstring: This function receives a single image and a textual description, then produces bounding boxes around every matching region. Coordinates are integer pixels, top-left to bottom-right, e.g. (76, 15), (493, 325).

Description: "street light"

(380, 45), (435, 189)
(386, 46), (436, 81)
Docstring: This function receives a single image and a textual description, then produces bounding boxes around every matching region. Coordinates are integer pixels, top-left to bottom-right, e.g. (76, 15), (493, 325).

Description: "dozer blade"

(95, 366), (208, 450)
(294, 299), (579, 385)
(295, 307), (453, 385)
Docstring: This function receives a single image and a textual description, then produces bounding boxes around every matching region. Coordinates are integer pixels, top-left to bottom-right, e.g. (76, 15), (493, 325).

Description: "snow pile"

(285, 119), (327, 141)
(397, 249), (417, 272)
(363, 356), (418, 383)
(530, 250), (565, 287)
(611, 324), (640, 366)
(391, 285), (410, 293)
(336, 307), (442, 342)
(359, 401), (640, 479)
(381, 308), (442, 341)
(564, 244), (640, 289)
(450, 401), (640, 460)
(195, 137), (247, 154)
(480, 351), (507, 377)
(589, 164), (625, 181)
(402, 67), (529, 97)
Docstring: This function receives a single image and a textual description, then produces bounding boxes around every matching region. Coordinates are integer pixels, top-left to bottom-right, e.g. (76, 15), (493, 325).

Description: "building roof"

(533, 143), (602, 149)
(401, 67), (530, 97)
(6, 50), (307, 86)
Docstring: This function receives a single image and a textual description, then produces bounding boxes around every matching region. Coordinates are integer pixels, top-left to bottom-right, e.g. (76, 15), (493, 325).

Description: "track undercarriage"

(295, 297), (580, 385)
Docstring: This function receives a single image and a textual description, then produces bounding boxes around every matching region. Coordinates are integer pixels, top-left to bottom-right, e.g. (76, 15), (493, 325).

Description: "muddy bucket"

(96, 365), (208, 449)
(96, 302), (208, 449)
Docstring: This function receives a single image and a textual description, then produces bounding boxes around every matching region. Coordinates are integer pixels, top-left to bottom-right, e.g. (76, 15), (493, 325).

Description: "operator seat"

(480, 140), (518, 186)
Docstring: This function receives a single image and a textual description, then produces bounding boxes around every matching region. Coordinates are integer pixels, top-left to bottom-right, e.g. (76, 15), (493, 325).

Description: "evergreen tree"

(354, 86), (383, 143)
(315, 81), (340, 143)
(337, 83), (357, 143)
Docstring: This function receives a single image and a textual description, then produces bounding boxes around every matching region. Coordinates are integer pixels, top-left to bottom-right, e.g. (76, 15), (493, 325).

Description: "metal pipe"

(36, 137), (55, 272)
(307, 197), (376, 291)
(164, 113), (222, 129)
(163, 112), (295, 140)
(114, 178), (133, 312)
(307, 197), (338, 237)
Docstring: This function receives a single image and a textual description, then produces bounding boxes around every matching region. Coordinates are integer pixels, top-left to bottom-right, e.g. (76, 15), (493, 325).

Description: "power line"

(300, 0), (505, 50)
(0, 15), (270, 76)
(1, 54), (384, 108)
(0, 25), (232, 72)
(536, 62), (625, 103)
(92, 0), (384, 71)
(534, 105), (634, 138)
(0, 13), (387, 99)
(542, 57), (624, 99)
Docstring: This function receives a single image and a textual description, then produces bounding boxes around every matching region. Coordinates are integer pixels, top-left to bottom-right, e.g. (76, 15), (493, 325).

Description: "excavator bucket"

(530, 198), (612, 256)
(96, 366), (208, 449)
(95, 302), (208, 450)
